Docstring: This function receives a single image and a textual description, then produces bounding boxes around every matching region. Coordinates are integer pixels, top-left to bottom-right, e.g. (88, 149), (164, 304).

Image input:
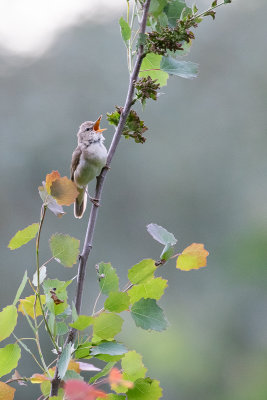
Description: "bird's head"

(77, 116), (106, 143)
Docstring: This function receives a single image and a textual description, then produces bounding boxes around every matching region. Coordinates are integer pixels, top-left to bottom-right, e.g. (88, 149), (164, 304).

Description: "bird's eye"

(85, 128), (90, 131)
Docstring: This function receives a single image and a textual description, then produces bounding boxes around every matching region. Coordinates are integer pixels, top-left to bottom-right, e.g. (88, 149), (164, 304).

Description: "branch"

(50, 0), (151, 395)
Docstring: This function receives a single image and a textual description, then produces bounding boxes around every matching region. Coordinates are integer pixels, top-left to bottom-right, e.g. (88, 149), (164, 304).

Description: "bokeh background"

(1, 0), (267, 399)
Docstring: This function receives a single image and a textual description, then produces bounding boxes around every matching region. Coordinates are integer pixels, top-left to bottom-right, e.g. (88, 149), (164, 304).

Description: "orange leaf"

(30, 373), (50, 384)
(176, 243), (209, 271)
(0, 382), (15, 400)
(46, 171), (60, 194)
(64, 380), (107, 400)
(108, 368), (134, 390)
(67, 360), (81, 373)
(50, 176), (79, 206)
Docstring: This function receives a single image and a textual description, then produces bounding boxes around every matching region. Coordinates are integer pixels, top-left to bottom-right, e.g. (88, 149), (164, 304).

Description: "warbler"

(70, 116), (107, 218)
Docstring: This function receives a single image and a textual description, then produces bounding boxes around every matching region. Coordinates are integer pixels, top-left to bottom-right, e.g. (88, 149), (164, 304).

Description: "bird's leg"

(84, 187), (100, 207)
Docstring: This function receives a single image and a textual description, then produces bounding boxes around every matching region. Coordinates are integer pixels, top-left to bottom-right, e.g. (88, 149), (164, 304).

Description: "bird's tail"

(74, 186), (87, 219)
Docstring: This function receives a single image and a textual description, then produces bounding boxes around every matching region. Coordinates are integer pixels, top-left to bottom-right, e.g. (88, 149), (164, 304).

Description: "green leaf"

(212, 0), (217, 6)
(119, 17), (131, 43)
(96, 354), (123, 362)
(0, 343), (21, 378)
(93, 313), (123, 340)
(89, 361), (116, 384)
(43, 279), (71, 315)
(50, 234), (80, 267)
(160, 243), (174, 261)
(139, 53), (169, 87)
(146, 223), (177, 245)
(107, 395), (126, 400)
(72, 301), (78, 322)
(164, 0), (191, 27)
(32, 265), (47, 287)
(90, 341), (127, 356)
(128, 278), (168, 304)
(75, 342), (92, 359)
(13, 270), (28, 305)
(131, 299), (168, 331)
(122, 351), (147, 382)
(8, 223), (39, 250)
(55, 321), (68, 336)
(63, 370), (84, 381)
(149, 0), (168, 17)
(0, 305), (18, 342)
(104, 292), (130, 313)
(69, 315), (94, 331)
(224, 0), (232, 3)
(127, 378), (163, 400)
(58, 342), (72, 379)
(128, 259), (156, 285)
(98, 263), (119, 295)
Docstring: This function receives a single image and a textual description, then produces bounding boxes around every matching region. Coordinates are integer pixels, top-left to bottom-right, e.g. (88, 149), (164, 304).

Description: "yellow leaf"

(18, 295), (46, 319)
(67, 360), (81, 373)
(45, 171), (60, 194)
(50, 176), (79, 206)
(176, 243), (209, 271)
(0, 382), (15, 400)
(30, 373), (49, 384)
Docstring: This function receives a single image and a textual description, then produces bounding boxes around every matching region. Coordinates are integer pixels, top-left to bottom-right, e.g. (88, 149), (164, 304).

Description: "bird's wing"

(70, 146), (82, 181)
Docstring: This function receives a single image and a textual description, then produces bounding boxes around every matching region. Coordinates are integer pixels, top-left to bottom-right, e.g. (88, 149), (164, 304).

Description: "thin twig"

(50, 0), (152, 395)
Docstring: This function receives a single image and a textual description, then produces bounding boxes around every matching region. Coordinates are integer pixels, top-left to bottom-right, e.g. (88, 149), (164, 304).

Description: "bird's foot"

(89, 196), (100, 207)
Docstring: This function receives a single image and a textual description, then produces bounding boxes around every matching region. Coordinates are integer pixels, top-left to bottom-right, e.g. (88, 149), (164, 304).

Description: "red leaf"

(64, 380), (107, 400)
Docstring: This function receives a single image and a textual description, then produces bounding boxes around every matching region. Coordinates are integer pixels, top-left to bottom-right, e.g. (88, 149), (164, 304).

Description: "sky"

(0, 0), (123, 56)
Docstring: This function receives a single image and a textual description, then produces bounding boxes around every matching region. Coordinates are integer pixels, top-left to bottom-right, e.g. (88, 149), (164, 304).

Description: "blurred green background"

(1, 0), (267, 399)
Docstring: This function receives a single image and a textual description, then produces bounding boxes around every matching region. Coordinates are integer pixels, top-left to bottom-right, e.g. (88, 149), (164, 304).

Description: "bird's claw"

(90, 197), (100, 207)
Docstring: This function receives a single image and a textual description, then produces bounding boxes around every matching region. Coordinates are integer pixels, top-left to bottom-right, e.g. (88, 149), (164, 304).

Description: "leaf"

(224, 0), (232, 3)
(131, 299), (168, 331)
(58, 342), (72, 379)
(89, 362), (116, 384)
(149, 0), (168, 17)
(0, 305), (17, 342)
(127, 378), (162, 400)
(146, 223), (177, 245)
(13, 270), (28, 305)
(32, 265), (47, 287)
(104, 292), (130, 313)
(64, 370), (84, 381)
(8, 223), (39, 250)
(160, 57), (198, 79)
(77, 362), (100, 372)
(18, 295), (46, 319)
(176, 243), (209, 271)
(164, 0), (191, 27)
(64, 380), (107, 399)
(69, 315), (94, 330)
(50, 176), (79, 206)
(121, 351), (147, 382)
(46, 170), (61, 193)
(160, 243), (174, 261)
(212, 0), (217, 6)
(55, 321), (68, 336)
(50, 234), (80, 267)
(93, 313), (123, 340)
(128, 259), (156, 285)
(30, 373), (49, 383)
(139, 53), (169, 87)
(128, 277), (168, 304)
(108, 368), (133, 391)
(38, 184), (65, 217)
(0, 344), (21, 378)
(98, 263), (119, 295)
(119, 17), (131, 43)
(75, 342), (92, 359)
(43, 279), (71, 315)
(90, 341), (127, 357)
(0, 382), (16, 400)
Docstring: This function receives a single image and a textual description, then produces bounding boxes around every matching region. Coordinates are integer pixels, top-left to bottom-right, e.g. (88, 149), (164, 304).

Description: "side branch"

(50, 0), (151, 395)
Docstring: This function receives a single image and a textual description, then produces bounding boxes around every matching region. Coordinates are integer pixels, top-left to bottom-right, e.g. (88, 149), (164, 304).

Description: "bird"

(70, 116), (108, 218)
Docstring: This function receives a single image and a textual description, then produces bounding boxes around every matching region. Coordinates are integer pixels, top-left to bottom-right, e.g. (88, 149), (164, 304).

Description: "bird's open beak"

(93, 115), (107, 133)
